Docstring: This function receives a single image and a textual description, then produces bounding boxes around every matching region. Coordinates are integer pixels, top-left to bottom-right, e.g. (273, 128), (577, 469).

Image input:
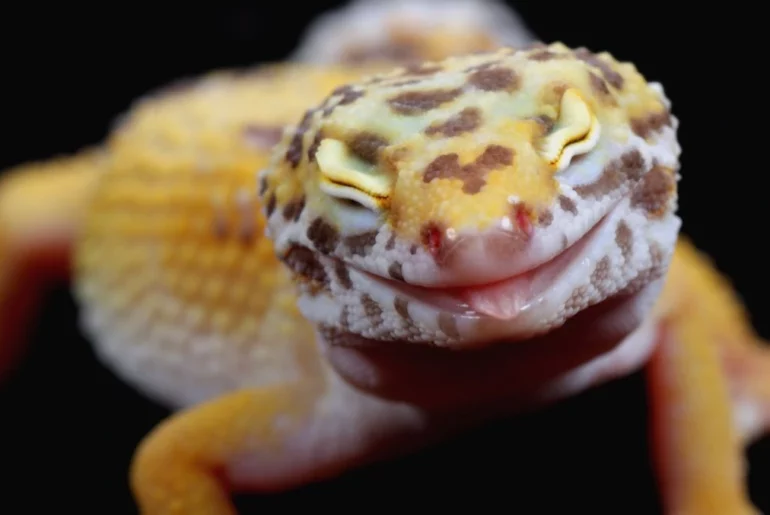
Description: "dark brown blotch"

(307, 131), (323, 162)
(630, 165), (675, 218)
(283, 246), (328, 288)
(258, 176), (268, 196)
(322, 85), (365, 117)
(388, 261), (404, 281)
(615, 221), (633, 261)
(286, 110), (315, 168)
(558, 195), (578, 215)
(265, 193), (277, 217)
(307, 217), (340, 254)
(588, 72), (611, 98)
(348, 132), (389, 164)
(334, 260), (353, 289)
(590, 256), (612, 294)
(361, 294), (383, 325)
(282, 196), (305, 222)
(387, 88), (463, 115)
(423, 144), (514, 195)
(468, 67), (519, 92)
(425, 107), (482, 137)
(537, 209), (553, 227)
(529, 50), (558, 61)
(574, 149), (645, 199)
(401, 63), (443, 76)
(394, 296), (411, 321)
(631, 111), (672, 140)
(574, 48), (624, 89)
(344, 231), (378, 256)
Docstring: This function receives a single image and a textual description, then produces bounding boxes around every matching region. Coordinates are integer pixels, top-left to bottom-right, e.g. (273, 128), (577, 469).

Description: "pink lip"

(358, 211), (609, 320)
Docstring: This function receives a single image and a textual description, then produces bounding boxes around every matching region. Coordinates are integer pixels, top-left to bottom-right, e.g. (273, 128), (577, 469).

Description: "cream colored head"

(260, 43), (681, 349)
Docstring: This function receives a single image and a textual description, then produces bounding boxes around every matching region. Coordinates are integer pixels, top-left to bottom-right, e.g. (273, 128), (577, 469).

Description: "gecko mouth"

(358, 208), (612, 321)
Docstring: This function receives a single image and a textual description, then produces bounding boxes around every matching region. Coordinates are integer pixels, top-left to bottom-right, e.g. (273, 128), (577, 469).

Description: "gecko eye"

(538, 88), (601, 172)
(315, 138), (393, 212)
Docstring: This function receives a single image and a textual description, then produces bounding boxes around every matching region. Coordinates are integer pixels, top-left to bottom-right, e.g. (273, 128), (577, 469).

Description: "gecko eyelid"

(315, 138), (393, 212)
(538, 88), (601, 172)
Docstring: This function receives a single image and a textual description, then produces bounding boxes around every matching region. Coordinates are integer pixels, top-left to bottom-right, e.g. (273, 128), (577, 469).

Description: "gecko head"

(260, 43), (681, 351)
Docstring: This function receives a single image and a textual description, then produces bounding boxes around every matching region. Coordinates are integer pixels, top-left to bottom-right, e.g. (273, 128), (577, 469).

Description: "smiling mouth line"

(350, 208), (614, 320)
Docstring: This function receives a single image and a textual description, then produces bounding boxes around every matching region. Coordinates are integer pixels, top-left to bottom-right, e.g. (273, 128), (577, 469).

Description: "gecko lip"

(358, 208), (613, 320)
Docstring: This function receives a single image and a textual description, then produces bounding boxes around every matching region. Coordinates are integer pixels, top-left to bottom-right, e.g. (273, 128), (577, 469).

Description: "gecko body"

(0, 5), (768, 514)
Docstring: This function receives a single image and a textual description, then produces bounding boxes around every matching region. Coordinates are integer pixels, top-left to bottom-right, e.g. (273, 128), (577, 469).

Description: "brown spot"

(409, 244), (418, 255)
(468, 67), (519, 92)
(361, 294), (383, 325)
(615, 221), (633, 261)
(387, 88), (463, 115)
(307, 217), (340, 254)
(574, 48), (624, 89)
(323, 85), (365, 117)
(630, 111), (672, 139)
(243, 124), (284, 150)
(265, 193), (276, 217)
(630, 165), (675, 217)
(559, 195), (578, 215)
(385, 234), (396, 250)
(538, 209), (553, 227)
(425, 107), (482, 137)
(282, 196), (305, 221)
(590, 256), (612, 294)
(424, 144), (514, 194)
(388, 261), (404, 281)
(588, 72), (611, 97)
(286, 110), (314, 168)
(348, 132), (389, 164)
(258, 176), (268, 196)
(334, 260), (352, 289)
(283, 246), (328, 288)
(564, 285), (589, 313)
(344, 231), (378, 256)
(574, 149), (645, 199)
(437, 312), (460, 339)
(307, 131), (323, 162)
(401, 63), (442, 76)
(394, 296), (411, 320)
(529, 50), (558, 61)
(532, 114), (555, 134)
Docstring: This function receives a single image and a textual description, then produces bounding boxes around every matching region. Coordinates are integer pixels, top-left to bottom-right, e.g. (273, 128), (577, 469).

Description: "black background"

(1, 2), (766, 513)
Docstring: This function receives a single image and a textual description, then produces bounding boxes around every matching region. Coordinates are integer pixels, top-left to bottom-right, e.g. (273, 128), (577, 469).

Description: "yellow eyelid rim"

(316, 138), (393, 211)
(539, 88), (601, 172)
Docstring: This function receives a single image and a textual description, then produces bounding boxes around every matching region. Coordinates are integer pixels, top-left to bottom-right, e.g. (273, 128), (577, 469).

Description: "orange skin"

(0, 61), (767, 515)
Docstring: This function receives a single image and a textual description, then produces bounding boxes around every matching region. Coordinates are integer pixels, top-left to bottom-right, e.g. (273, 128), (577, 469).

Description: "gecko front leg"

(0, 149), (103, 380)
(648, 321), (758, 515)
(130, 369), (428, 514)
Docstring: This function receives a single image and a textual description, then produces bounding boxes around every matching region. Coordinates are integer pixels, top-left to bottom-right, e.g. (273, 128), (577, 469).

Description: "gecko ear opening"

(315, 138), (393, 212)
(537, 88), (601, 172)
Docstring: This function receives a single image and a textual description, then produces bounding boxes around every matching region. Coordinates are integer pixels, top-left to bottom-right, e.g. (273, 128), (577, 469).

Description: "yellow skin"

(0, 44), (768, 515)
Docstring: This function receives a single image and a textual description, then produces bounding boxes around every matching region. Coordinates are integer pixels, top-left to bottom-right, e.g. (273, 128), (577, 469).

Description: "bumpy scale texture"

(73, 63), (384, 408)
(260, 43), (681, 350)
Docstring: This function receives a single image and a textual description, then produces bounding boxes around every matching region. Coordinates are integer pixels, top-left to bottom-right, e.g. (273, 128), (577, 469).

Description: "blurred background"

(1, 1), (766, 513)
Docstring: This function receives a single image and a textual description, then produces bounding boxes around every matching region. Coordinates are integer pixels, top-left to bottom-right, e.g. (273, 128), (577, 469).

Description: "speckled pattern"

(260, 43), (681, 348)
(0, 9), (760, 509)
